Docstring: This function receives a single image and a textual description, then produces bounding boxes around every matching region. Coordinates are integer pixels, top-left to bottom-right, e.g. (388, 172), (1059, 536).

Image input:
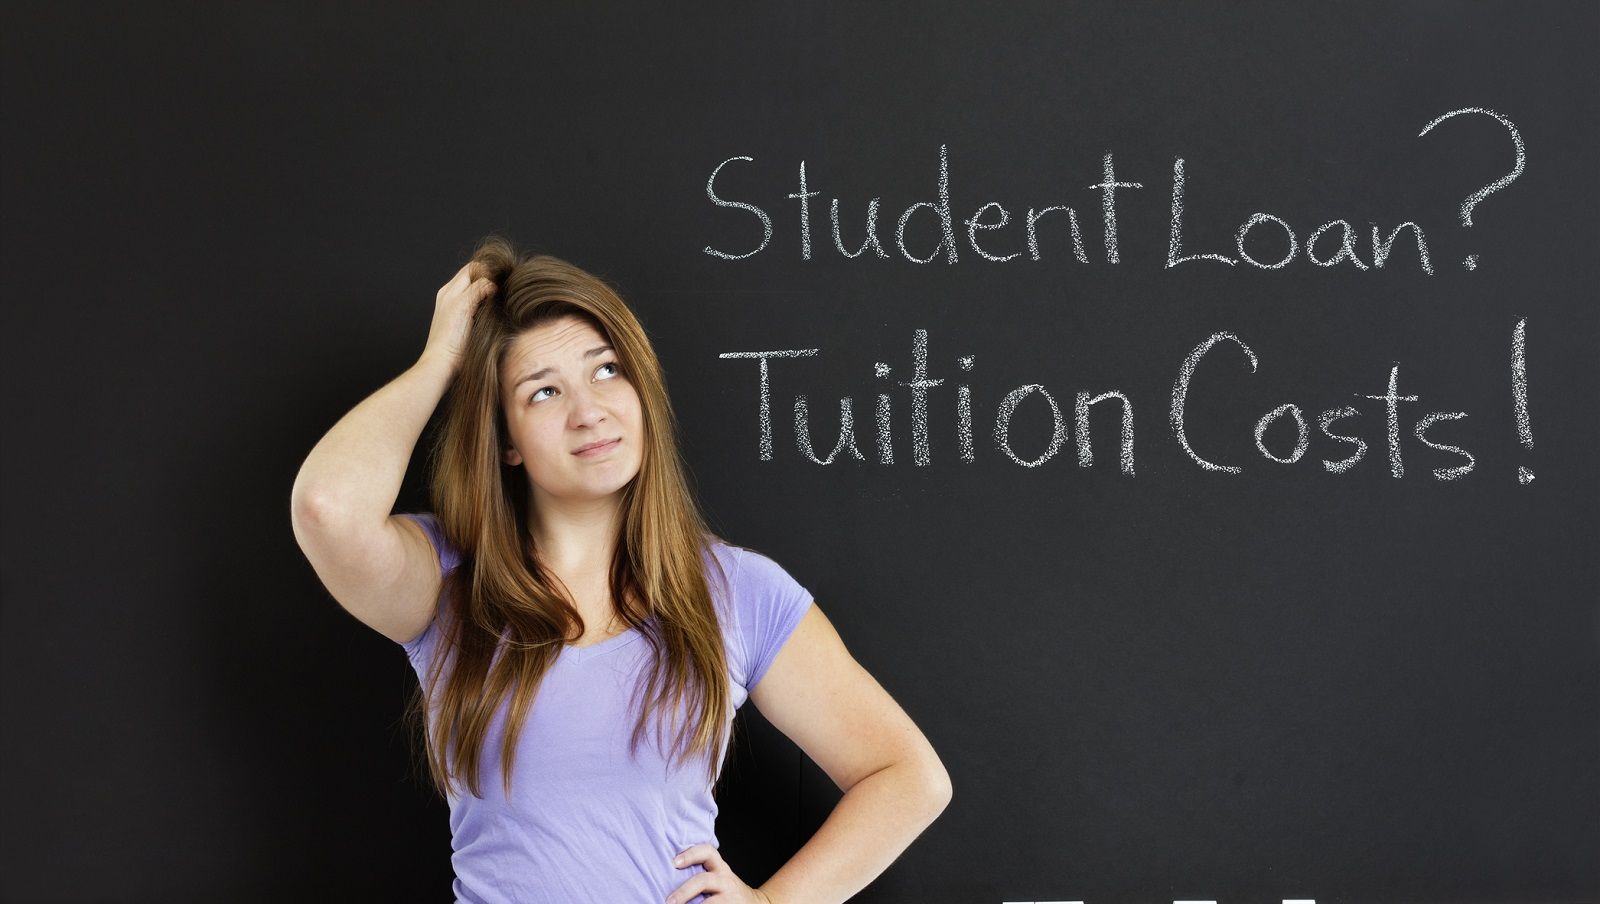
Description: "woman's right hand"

(419, 261), (497, 373)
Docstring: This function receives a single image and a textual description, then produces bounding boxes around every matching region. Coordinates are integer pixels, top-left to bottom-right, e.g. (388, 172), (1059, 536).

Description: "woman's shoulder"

(701, 539), (815, 693)
(700, 535), (742, 588)
(700, 537), (809, 601)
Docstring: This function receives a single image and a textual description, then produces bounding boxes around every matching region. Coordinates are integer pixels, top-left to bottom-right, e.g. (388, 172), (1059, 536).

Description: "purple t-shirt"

(396, 513), (813, 904)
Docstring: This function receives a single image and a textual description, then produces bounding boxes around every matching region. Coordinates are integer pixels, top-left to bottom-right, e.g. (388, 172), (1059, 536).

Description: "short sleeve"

(399, 512), (460, 577)
(396, 512), (460, 661)
(736, 549), (815, 694)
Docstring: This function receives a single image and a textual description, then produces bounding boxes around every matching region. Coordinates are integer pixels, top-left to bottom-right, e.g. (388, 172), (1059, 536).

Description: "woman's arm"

(745, 603), (953, 904)
(289, 354), (459, 642)
(288, 265), (493, 642)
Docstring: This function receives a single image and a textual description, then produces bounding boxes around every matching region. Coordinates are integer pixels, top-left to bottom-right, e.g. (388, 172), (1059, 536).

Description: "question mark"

(1417, 107), (1526, 271)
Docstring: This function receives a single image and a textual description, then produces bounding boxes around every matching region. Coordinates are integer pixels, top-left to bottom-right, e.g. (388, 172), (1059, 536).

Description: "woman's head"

(446, 240), (682, 543)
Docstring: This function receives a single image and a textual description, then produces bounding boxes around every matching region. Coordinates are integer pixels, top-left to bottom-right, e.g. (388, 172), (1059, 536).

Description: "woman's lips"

(573, 438), (621, 457)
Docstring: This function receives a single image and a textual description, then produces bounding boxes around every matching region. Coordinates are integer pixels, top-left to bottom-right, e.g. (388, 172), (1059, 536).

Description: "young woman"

(290, 236), (951, 904)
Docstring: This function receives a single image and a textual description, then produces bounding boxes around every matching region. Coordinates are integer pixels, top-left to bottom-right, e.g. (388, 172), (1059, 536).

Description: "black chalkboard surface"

(4, 3), (1596, 902)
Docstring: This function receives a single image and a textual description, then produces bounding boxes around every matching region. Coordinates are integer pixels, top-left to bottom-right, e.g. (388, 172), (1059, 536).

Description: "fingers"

(667, 844), (744, 904)
(672, 842), (720, 869)
(665, 874), (712, 904)
(447, 261), (485, 288)
(464, 264), (497, 298)
(441, 268), (495, 301)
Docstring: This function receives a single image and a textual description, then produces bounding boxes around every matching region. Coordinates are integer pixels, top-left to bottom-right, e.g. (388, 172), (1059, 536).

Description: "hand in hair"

(420, 260), (496, 373)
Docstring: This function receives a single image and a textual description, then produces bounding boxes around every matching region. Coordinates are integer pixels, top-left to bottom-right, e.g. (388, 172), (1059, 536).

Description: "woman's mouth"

(573, 438), (621, 457)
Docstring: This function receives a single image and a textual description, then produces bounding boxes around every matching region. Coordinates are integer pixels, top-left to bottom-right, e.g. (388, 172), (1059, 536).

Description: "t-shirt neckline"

(559, 623), (643, 663)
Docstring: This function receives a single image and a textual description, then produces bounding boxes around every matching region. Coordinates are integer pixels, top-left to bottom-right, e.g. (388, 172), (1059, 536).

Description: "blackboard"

(4, 2), (1596, 902)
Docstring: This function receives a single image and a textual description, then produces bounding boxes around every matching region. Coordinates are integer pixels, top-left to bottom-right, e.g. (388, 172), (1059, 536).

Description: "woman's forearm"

(757, 760), (951, 904)
(290, 354), (455, 528)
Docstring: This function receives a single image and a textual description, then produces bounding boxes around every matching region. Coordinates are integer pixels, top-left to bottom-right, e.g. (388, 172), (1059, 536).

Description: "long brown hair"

(405, 235), (734, 800)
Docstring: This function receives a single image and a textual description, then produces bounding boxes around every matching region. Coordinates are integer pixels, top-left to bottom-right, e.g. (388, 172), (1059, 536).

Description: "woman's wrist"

(413, 351), (457, 382)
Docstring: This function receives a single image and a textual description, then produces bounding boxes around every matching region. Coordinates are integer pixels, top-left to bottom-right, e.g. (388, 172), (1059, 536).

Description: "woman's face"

(499, 315), (644, 508)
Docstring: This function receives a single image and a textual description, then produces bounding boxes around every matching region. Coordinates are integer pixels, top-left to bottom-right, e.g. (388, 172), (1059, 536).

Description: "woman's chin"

(533, 461), (642, 503)
(576, 473), (640, 500)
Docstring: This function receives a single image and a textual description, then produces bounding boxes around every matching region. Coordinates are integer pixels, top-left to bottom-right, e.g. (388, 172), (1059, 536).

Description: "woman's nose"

(566, 387), (607, 425)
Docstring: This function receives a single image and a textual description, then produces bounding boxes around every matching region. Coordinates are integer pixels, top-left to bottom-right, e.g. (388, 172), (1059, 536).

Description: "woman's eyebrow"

(513, 345), (614, 388)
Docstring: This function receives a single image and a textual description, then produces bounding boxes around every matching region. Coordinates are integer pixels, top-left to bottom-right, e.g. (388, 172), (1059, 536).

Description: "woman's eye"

(531, 363), (617, 401)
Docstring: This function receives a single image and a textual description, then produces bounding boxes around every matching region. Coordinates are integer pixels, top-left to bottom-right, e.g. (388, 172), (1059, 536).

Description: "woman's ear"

(502, 447), (522, 467)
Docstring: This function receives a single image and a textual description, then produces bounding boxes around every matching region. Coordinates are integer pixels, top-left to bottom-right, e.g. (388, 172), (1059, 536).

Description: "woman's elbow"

(917, 757), (953, 811)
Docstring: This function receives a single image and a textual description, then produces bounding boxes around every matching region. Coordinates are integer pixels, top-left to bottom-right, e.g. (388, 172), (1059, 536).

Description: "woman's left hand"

(666, 843), (770, 904)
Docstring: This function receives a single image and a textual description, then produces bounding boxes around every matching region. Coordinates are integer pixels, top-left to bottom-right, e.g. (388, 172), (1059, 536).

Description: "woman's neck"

(528, 494), (623, 575)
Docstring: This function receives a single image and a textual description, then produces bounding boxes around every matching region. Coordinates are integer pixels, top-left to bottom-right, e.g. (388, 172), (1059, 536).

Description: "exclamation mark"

(1512, 317), (1534, 484)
